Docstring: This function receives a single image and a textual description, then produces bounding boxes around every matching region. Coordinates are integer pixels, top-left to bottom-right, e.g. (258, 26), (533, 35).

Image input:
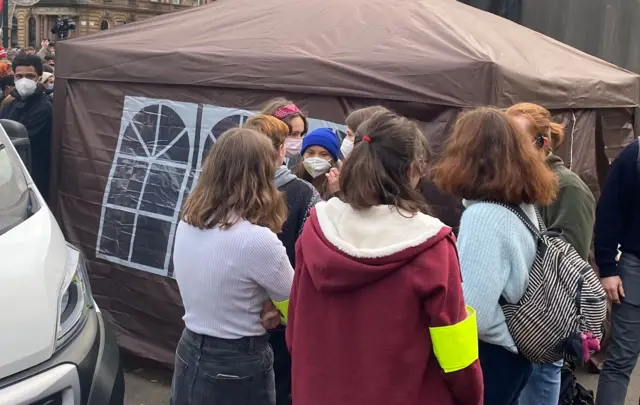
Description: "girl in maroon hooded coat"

(286, 110), (483, 405)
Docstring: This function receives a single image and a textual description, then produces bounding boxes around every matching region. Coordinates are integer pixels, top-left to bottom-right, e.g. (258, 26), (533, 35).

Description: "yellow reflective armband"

(429, 305), (479, 373)
(272, 300), (289, 325)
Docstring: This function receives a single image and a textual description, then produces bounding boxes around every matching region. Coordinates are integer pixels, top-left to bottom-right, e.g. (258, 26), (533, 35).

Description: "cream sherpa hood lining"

(315, 198), (447, 259)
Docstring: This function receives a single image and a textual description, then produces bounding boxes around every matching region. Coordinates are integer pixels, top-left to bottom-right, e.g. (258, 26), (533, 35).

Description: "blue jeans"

(519, 360), (562, 405)
(171, 328), (276, 405)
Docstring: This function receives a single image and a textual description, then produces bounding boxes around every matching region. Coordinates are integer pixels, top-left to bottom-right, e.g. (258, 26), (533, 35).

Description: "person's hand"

(260, 300), (281, 330)
(601, 276), (625, 305)
(41, 39), (49, 49)
(2, 95), (14, 106)
(326, 160), (342, 195)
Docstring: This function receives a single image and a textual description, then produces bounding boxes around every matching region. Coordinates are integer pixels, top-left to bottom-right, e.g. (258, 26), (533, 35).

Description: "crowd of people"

(167, 97), (637, 405)
(0, 40), (54, 200)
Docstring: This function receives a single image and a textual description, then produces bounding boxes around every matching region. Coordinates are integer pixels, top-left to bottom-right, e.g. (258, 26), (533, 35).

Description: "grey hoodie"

(275, 165), (298, 189)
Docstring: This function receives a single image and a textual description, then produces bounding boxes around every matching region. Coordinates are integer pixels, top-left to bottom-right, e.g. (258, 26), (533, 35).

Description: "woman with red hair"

(507, 102), (595, 405)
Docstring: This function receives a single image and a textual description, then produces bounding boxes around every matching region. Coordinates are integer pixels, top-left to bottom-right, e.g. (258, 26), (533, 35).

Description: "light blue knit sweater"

(457, 200), (539, 353)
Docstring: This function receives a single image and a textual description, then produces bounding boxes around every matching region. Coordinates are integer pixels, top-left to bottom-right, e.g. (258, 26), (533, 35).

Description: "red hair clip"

(362, 136), (372, 143)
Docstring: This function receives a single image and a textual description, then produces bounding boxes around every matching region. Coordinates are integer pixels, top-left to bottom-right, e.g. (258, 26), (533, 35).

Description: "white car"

(0, 121), (124, 405)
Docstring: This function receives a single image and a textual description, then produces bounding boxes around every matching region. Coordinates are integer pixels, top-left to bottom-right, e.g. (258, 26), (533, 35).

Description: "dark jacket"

(274, 165), (321, 266)
(271, 166), (320, 405)
(595, 140), (640, 278)
(538, 154), (595, 261)
(0, 86), (53, 201)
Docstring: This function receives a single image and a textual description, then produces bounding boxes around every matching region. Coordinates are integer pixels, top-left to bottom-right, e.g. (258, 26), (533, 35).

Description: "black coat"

(277, 176), (320, 266)
(0, 87), (53, 201)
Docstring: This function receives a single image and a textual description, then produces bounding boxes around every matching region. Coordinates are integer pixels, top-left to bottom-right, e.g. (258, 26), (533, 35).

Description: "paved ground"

(122, 353), (171, 405)
(122, 355), (640, 405)
(576, 368), (640, 405)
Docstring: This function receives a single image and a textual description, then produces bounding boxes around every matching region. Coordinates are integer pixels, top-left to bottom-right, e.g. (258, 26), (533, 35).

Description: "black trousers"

(479, 340), (533, 405)
(269, 327), (291, 405)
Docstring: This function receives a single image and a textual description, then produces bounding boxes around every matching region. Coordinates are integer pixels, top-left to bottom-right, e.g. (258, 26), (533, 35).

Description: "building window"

(100, 20), (109, 30)
(27, 17), (36, 48)
(192, 0), (200, 5)
(172, 0), (180, 4)
(10, 17), (17, 47)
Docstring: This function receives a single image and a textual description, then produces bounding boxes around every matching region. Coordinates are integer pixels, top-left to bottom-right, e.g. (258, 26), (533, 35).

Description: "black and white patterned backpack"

(494, 203), (607, 364)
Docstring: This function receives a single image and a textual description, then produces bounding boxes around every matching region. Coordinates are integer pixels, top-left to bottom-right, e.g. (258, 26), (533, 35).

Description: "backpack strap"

(484, 201), (543, 238)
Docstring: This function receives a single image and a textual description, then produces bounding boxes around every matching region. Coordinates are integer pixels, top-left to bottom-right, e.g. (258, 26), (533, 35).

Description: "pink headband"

(274, 104), (302, 119)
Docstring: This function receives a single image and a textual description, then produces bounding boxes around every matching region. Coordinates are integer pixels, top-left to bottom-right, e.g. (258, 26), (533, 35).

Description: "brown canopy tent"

(52, 0), (640, 364)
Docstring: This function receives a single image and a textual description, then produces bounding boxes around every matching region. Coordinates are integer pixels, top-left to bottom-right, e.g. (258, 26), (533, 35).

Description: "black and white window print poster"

(96, 96), (346, 278)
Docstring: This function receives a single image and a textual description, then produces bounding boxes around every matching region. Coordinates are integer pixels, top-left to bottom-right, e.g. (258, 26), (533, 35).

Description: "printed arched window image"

(191, 107), (253, 188)
(96, 99), (347, 278)
(96, 97), (197, 277)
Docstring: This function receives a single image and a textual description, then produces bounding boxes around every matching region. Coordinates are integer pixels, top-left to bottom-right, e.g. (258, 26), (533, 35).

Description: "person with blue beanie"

(294, 128), (342, 200)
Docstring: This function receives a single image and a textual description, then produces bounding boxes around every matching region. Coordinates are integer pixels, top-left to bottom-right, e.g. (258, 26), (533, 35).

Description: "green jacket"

(537, 154), (595, 260)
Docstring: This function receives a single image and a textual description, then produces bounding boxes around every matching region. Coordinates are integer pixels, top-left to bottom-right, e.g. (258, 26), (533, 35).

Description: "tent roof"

(56, 0), (640, 109)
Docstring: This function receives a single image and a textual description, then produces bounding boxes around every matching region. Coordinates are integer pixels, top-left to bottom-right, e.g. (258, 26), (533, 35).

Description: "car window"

(0, 142), (30, 236)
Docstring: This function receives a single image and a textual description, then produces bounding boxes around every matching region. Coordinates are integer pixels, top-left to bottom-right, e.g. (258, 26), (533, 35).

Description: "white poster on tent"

(96, 96), (346, 278)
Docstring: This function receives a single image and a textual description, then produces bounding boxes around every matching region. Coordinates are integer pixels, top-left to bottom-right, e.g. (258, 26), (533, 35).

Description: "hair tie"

(362, 136), (372, 143)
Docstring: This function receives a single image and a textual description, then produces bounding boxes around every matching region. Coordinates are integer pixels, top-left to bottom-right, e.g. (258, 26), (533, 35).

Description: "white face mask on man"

(303, 157), (332, 178)
(15, 78), (37, 98)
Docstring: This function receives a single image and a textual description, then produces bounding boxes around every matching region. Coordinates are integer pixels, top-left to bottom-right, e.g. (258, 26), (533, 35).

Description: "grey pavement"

(124, 370), (170, 405)
(122, 360), (640, 405)
(576, 367), (640, 405)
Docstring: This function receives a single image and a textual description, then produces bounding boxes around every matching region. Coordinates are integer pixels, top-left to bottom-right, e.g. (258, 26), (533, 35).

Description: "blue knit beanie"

(301, 128), (341, 161)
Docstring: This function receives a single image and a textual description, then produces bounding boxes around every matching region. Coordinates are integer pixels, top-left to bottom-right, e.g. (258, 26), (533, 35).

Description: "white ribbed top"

(173, 219), (294, 339)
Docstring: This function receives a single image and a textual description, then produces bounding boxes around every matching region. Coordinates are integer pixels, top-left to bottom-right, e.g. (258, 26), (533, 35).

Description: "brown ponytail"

(340, 110), (430, 215)
(345, 106), (390, 132)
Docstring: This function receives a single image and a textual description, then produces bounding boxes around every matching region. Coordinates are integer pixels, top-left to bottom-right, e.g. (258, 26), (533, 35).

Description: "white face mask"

(15, 78), (37, 98)
(303, 157), (332, 178)
(340, 137), (354, 158)
(284, 137), (302, 158)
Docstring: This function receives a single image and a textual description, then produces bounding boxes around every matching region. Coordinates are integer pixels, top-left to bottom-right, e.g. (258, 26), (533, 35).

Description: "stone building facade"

(10, 0), (197, 48)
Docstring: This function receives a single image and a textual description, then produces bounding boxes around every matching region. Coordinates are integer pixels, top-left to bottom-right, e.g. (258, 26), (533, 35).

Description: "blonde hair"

(181, 128), (287, 233)
(507, 103), (565, 151)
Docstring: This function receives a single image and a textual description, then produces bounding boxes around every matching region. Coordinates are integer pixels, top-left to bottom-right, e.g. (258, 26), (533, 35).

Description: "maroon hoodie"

(286, 199), (483, 405)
